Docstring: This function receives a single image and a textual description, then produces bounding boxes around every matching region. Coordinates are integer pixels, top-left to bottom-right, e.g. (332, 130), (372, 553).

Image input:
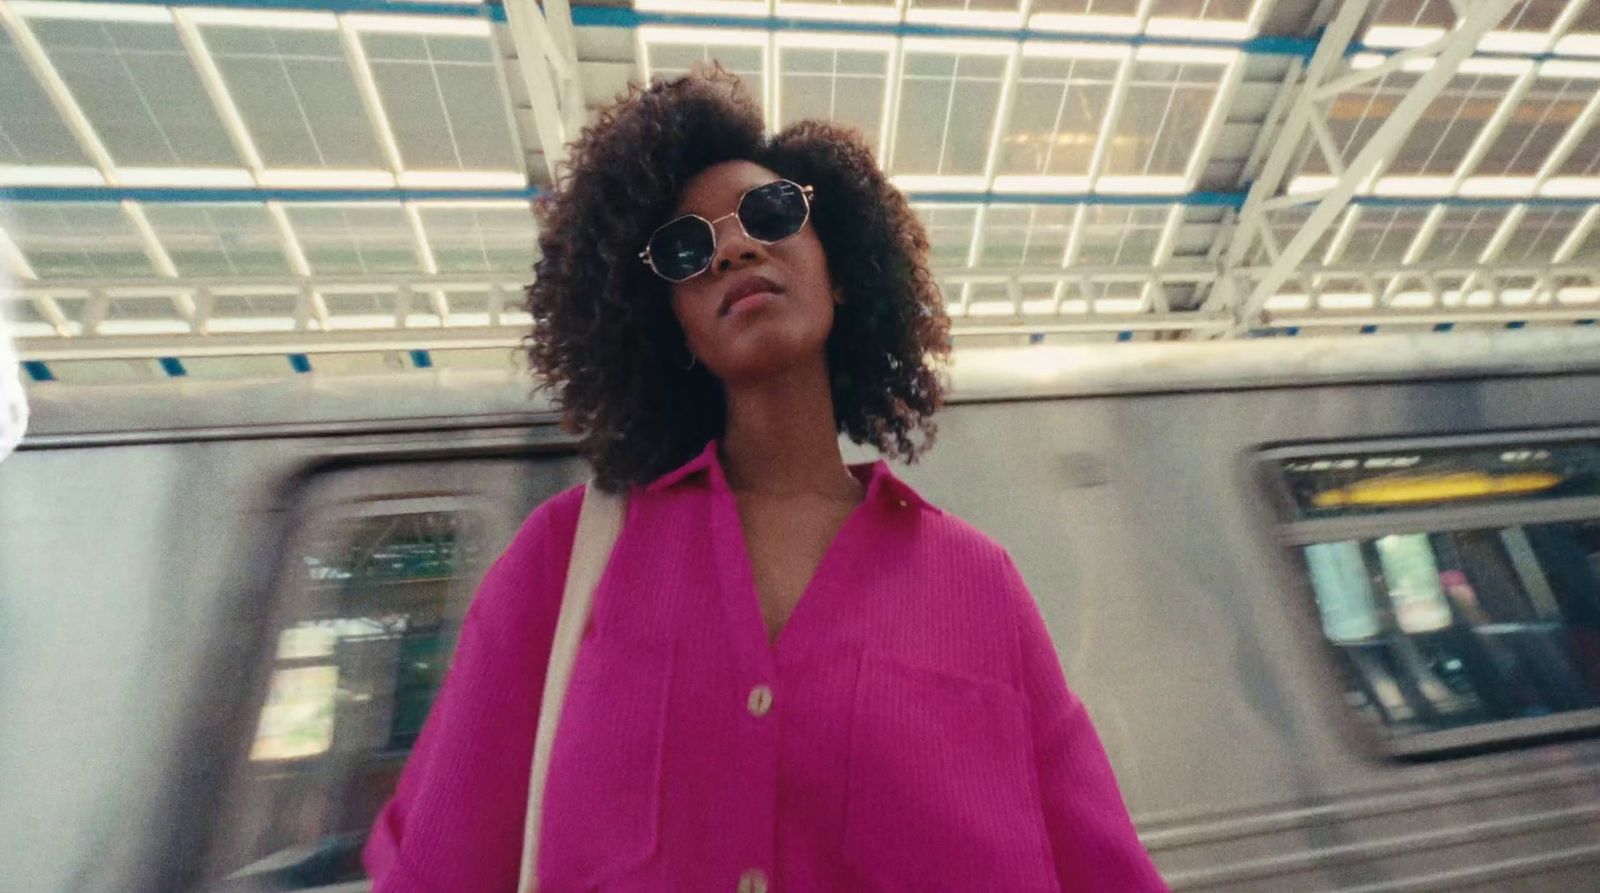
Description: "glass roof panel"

(1473, 74), (1592, 177)
(105, 296), (184, 322)
(285, 204), (419, 274)
(1075, 205), (1167, 265)
(141, 204), (293, 277)
(1258, 205), (1334, 267)
(1310, 69), (1420, 176)
(778, 47), (889, 145)
(1101, 58), (1227, 178)
(210, 293), (299, 324)
(322, 291), (400, 328)
(893, 50), (1008, 176)
(907, 0), (1023, 14)
(998, 55), (1119, 178)
(32, 19), (236, 167)
(0, 28), (89, 166)
(913, 204), (980, 268)
(1031, 0), (1142, 17)
(646, 41), (765, 117)
(1577, 2), (1600, 32)
(441, 288), (486, 324)
(1499, 207), (1586, 263)
(8, 203), (155, 278)
(362, 33), (518, 170)
(1556, 118), (1600, 176)
(1386, 72), (1519, 177)
(1170, 206), (1224, 258)
(1149, 0), (1254, 18)
(977, 204), (1074, 266)
(1368, 1), (1570, 37)
(1498, 0), (1566, 32)
(1416, 207), (1511, 263)
(775, 0), (898, 15)
(1332, 206), (1433, 265)
(1572, 221), (1600, 262)
(417, 204), (538, 273)
(203, 25), (383, 170)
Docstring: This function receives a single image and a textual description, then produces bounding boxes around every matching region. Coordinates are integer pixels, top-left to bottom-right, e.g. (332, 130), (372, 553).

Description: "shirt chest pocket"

(843, 652), (1057, 893)
(539, 636), (672, 891)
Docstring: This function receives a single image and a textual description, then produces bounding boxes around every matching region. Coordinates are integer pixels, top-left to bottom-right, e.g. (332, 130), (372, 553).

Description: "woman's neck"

(719, 357), (861, 501)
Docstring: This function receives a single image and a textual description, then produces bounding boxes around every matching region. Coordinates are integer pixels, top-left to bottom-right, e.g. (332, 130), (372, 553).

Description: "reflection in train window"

(1277, 439), (1600, 520)
(1302, 520), (1600, 740)
(208, 508), (486, 891)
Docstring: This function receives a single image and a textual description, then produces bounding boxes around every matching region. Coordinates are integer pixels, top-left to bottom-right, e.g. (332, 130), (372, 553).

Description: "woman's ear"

(833, 287), (845, 305)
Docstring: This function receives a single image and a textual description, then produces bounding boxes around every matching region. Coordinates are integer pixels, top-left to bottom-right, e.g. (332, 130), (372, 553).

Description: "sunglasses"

(638, 179), (815, 283)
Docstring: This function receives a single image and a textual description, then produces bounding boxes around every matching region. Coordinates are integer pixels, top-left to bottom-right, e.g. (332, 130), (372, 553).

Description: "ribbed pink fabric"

(364, 439), (1168, 892)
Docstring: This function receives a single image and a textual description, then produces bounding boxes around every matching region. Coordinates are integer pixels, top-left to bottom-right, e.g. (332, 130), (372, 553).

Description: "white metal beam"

(174, 7), (328, 330)
(0, 224), (35, 282)
(339, 19), (406, 175)
(1142, 206), (1185, 312)
(1085, 51), (1134, 188)
(0, 0), (194, 312)
(0, 224), (68, 337)
(878, 35), (906, 168)
(266, 204), (330, 329)
(1236, 0), (1520, 328)
(1222, 0), (1375, 280)
(173, 9), (264, 175)
(503, 0), (585, 183)
(1184, 54), (1244, 190)
(336, 19), (448, 320)
(966, 37), (1025, 270)
(0, 0), (115, 177)
(1235, 57), (1304, 190)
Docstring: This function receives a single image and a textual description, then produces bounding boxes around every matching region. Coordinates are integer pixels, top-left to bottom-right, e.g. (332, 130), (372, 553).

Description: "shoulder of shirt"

(506, 481), (587, 559)
(915, 502), (1017, 571)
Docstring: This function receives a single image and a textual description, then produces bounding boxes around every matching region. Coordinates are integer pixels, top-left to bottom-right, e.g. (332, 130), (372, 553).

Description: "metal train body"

(4, 328), (1600, 893)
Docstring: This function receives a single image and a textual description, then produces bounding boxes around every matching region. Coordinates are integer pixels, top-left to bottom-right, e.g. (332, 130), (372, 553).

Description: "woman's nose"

(710, 216), (765, 273)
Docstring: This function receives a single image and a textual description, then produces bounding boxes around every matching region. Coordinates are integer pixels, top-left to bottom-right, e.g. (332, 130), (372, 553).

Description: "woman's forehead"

(673, 160), (779, 216)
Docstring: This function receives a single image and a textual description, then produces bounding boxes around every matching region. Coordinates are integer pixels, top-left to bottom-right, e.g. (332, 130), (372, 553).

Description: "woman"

(364, 68), (1166, 893)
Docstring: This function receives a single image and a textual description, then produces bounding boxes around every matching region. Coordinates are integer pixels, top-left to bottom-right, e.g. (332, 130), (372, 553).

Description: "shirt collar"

(644, 438), (936, 513)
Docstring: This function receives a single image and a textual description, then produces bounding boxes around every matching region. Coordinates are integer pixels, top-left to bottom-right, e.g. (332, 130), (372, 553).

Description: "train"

(4, 326), (1600, 893)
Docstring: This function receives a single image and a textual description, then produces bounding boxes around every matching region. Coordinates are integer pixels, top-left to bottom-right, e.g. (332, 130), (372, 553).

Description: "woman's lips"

(724, 291), (779, 318)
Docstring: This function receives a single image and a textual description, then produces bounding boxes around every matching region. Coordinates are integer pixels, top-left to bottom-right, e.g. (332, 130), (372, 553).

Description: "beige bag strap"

(516, 482), (626, 893)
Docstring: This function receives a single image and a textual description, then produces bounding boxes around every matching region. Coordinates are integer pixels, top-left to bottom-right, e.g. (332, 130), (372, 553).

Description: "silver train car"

(4, 329), (1600, 893)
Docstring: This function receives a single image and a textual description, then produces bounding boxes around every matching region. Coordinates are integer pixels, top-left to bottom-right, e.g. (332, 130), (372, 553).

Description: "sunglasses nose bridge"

(705, 208), (764, 272)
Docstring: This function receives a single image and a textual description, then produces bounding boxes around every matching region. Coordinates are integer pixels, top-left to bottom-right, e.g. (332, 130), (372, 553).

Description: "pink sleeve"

(363, 485), (585, 893)
(1004, 555), (1170, 893)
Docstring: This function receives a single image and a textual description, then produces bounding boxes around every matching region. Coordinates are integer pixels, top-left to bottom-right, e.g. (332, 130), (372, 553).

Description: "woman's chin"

(708, 330), (829, 382)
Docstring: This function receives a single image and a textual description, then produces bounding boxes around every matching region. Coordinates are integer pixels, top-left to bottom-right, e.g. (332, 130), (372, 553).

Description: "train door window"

(200, 456), (583, 891)
(1266, 433), (1600, 757)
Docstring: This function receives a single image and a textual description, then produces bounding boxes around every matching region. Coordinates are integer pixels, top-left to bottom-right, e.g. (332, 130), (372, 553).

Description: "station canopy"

(2, 0), (1598, 384)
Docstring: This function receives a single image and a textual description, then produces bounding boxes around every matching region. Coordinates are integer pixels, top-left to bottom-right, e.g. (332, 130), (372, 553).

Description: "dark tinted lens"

(738, 181), (807, 243)
(648, 216), (715, 281)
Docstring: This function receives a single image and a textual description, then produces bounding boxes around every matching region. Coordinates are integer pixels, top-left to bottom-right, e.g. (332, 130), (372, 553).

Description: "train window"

(1276, 439), (1600, 520)
(1268, 433), (1600, 756)
(206, 501), (491, 891)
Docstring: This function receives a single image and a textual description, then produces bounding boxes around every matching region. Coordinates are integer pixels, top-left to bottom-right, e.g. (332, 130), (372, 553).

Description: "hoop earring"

(681, 343), (698, 370)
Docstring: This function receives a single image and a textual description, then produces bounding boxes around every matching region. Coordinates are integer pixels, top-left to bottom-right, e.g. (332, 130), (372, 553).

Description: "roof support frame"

(337, 18), (449, 321)
(174, 7), (328, 329)
(1227, 0), (1520, 332)
(503, 0), (587, 183)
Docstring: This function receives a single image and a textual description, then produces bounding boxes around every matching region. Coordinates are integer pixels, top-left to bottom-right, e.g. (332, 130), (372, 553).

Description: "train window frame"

(210, 491), (497, 890)
(166, 445), (588, 893)
(1258, 427), (1600, 761)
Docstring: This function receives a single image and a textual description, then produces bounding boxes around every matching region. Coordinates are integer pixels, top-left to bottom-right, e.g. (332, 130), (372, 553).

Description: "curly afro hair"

(525, 66), (951, 490)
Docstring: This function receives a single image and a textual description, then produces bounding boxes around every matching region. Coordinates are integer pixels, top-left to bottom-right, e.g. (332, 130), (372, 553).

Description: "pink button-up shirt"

(364, 440), (1167, 892)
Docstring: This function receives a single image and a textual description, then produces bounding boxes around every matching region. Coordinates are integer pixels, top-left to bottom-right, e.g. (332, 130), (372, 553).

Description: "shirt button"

(747, 684), (773, 717)
(738, 868), (769, 893)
